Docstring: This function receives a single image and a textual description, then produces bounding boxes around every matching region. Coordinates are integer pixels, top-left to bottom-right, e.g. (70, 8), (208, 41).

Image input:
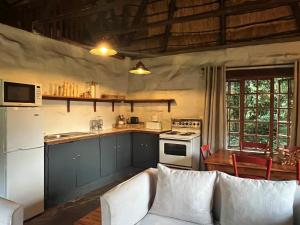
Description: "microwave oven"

(0, 80), (42, 106)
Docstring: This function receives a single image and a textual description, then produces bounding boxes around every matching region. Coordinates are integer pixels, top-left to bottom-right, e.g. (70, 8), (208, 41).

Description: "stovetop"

(160, 119), (202, 141)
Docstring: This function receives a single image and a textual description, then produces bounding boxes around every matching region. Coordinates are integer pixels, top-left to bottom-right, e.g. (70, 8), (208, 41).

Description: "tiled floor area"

(25, 172), (138, 225)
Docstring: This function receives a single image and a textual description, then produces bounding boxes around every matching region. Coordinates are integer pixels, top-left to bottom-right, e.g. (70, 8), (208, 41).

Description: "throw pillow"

(149, 164), (217, 225)
(219, 172), (297, 225)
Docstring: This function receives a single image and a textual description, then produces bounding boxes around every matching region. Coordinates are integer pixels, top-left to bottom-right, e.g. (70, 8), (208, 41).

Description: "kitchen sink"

(45, 132), (94, 140)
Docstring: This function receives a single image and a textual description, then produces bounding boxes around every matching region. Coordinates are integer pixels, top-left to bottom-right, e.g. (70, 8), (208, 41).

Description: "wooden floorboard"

(74, 208), (101, 225)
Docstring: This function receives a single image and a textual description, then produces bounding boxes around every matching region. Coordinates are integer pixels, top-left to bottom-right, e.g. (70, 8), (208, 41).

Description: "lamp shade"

(129, 61), (151, 75)
(90, 40), (118, 56)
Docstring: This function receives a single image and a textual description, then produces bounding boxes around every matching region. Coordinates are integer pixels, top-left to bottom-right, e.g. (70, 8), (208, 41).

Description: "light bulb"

(100, 47), (108, 55)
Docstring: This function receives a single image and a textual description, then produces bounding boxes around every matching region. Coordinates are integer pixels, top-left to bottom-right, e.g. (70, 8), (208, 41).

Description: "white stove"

(159, 119), (202, 170)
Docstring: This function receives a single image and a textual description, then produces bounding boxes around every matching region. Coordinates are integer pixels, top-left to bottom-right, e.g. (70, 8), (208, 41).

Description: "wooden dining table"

(204, 149), (297, 181)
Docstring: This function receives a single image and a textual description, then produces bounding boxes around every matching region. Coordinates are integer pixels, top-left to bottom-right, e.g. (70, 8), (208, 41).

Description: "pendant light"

(129, 61), (151, 75)
(90, 38), (118, 56)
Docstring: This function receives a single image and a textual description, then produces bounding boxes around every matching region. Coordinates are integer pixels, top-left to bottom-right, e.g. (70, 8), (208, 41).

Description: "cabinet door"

(145, 134), (159, 167)
(47, 142), (76, 203)
(75, 138), (101, 187)
(133, 133), (158, 168)
(100, 135), (117, 176)
(116, 133), (132, 170)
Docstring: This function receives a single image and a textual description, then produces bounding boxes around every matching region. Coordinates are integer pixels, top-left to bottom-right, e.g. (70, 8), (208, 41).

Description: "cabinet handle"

(145, 144), (148, 148)
(141, 144), (144, 147)
(72, 157), (76, 160)
(77, 154), (81, 158)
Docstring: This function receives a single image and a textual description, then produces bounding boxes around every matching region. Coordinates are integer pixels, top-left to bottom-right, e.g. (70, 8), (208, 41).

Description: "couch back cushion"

(218, 172), (297, 225)
(149, 164), (217, 225)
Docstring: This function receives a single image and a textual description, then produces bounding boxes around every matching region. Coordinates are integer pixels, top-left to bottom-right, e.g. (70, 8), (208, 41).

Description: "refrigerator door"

(6, 147), (44, 220)
(5, 107), (44, 152)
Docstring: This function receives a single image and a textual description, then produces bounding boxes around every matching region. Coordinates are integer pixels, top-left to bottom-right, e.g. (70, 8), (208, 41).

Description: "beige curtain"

(202, 65), (227, 153)
(290, 61), (300, 146)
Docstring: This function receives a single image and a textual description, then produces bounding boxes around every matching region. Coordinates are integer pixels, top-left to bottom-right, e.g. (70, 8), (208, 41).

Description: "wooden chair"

(200, 144), (212, 161)
(232, 153), (273, 180)
(240, 141), (269, 154)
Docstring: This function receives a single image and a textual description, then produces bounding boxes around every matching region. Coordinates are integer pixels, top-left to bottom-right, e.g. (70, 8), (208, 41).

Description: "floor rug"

(74, 207), (101, 225)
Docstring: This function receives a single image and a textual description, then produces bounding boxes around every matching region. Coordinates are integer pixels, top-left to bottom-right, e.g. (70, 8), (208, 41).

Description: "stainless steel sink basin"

(45, 132), (94, 140)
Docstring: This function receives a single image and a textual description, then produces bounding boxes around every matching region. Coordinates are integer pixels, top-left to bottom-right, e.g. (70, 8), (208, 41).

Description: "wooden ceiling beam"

(161, 0), (177, 52)
(289, 2), (300, 31)
(124, 0), (148, 46)
(99, 0), (299, 35)
(219, 0), (226, 45)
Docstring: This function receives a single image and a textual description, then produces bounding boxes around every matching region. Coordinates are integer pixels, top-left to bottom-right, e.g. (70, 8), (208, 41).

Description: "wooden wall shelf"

(124, 99), (175, 113)
(42, 95), (122, 112)
(42, 96), (176, 113)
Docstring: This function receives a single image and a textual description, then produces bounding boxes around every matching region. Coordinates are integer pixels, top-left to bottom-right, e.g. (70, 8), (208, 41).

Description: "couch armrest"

(101, 168), (157, 225)
(294, 187), (300, 225)
(0, 197), (23, 225)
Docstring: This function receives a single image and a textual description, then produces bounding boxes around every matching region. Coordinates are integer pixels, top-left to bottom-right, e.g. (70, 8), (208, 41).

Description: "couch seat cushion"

(135, 213), (202, 225)
(149, 164), (217, 225)
(219, 172), (297, 225)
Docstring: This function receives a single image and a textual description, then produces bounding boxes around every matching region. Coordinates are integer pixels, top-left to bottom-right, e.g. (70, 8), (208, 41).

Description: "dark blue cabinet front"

(100, 135), (117, 177)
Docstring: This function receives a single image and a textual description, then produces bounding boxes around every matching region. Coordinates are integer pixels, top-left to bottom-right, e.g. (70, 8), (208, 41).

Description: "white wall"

(1, 23), (300, 133)
(128, 40), (300, 129)
(0, 23), (130, 134)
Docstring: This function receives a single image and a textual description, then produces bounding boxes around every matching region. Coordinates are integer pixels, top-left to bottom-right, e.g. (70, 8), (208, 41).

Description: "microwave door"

(5, 108), (44, 152)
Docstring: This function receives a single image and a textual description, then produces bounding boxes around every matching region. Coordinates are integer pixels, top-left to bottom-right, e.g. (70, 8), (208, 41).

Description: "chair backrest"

(200, 144), (211, 160)
(240, 141), (269, 153)
(232, 153), (273, 180)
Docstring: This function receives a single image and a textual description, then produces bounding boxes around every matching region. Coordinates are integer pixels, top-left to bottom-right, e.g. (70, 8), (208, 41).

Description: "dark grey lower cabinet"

(101, 133), (132, 176)
(45, 132), (157, 207)
(117, 133), (132, 170)
(47, 142), (77, 204)
(100, 135), (117, 177)
(132, 133), (159, 169)
(45, 137), (100, 207)
(75, 139), (101, 187)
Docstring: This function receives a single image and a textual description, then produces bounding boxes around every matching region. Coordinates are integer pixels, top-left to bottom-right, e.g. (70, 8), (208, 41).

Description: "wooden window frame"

(226, 70), (293, 150)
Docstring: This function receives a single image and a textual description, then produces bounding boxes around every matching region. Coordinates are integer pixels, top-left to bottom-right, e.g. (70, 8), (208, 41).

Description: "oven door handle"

(159, 138), (191, 143)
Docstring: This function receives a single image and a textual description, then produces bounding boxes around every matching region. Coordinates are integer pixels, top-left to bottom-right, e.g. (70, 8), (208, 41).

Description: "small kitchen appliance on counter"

(90, 118), (103, 132)
(145, 115), (162, 130)
(129, 116), (139, 124)
(159, 118), (202, 170)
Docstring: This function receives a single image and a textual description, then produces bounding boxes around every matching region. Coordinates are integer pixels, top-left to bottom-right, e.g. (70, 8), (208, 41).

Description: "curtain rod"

(226, 63), (294, 71)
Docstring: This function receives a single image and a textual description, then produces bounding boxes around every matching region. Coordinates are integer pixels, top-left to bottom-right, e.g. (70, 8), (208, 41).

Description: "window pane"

(278, 123), (288, 135)
(229, 122), (240, 132)
(257, 136), (269, 144)
(227, 95), (240, 107)
(244, 135), (256, 142)
(258, 123), (269, 135)
(274, 95), (278, 108)
(245, 80), (257, 93)
(244, 109), (256, 121)
(258, 80), (270, 93)
(244, 122), (256, 134)
(258, 94), (270, 107)
(278, 138), (288, 148)
(245, 94), (256, 107)
(228, 82), (240, 94)
(279, 109), (289, 122)
(280, 80), (288, 93)
(229, 108), (240, 120)
(279, 94), (288, 108)
(229, 134), (239, 147)
(258, 108), (270, 122)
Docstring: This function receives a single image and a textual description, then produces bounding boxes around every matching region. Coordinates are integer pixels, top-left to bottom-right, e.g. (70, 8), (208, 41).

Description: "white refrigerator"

(0, 107), (44, 220)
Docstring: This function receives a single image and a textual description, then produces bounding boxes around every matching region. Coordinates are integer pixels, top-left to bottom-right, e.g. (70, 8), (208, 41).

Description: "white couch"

(0, 197), (23, 225)
(101, 168), (300, 225)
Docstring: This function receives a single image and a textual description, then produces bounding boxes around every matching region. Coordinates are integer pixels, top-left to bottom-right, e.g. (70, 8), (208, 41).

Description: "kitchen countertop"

(44, 128), (170, 145)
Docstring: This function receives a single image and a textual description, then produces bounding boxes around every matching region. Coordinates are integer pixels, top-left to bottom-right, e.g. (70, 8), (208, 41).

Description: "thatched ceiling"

(1, 0), (300, 58)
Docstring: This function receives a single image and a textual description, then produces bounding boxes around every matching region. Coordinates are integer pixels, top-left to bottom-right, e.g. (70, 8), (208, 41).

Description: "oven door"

(159, 139), (192, 167)
(2, 81), (39, 106)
